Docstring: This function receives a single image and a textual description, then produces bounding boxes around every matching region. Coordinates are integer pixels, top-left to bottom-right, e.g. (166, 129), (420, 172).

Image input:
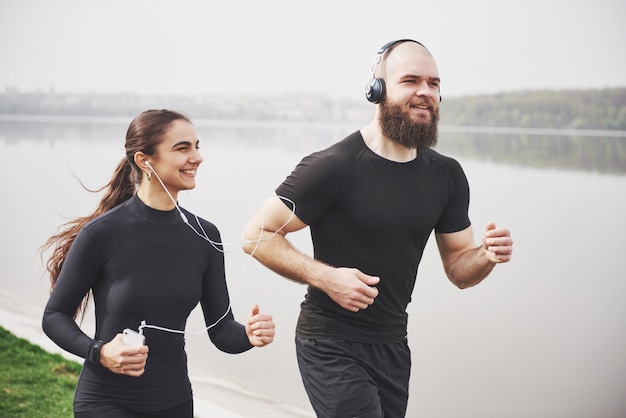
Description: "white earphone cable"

(136, 164), (294, 337)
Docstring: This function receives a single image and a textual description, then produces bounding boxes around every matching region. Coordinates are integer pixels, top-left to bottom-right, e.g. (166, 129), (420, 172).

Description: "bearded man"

(242, 39), (513, 418)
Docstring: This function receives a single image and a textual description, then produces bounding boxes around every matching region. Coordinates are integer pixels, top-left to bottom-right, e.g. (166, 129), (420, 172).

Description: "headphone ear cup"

(366, 78), (385, 104)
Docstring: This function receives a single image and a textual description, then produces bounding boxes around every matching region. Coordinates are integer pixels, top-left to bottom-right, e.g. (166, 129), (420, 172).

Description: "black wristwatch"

(89, 340), (104, 364)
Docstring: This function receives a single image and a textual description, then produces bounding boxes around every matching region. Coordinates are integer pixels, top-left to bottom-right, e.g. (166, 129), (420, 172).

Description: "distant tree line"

(0, 89), (369, 124)
(1, 87), (625, 130)
(439, 88), (626, 130)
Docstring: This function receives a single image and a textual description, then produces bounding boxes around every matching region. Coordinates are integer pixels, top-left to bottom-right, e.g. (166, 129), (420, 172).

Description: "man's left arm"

(435, 222), (513, 289)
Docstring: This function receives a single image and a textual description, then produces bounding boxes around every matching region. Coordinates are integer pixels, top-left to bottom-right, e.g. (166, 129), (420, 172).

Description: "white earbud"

(145, 160), (151, 168)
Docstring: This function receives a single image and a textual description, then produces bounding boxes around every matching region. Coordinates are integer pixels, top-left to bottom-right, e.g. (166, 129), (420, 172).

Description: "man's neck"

(360, 121), (417, 162)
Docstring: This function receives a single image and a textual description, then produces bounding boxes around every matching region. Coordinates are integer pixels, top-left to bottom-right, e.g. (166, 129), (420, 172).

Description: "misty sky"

(1, 0), (624, 99)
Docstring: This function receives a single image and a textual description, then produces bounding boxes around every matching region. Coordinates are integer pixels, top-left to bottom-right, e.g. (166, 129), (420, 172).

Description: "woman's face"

(149, 119), (203, 195)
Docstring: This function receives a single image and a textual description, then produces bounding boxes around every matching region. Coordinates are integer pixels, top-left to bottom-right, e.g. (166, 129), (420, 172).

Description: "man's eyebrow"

(400, 74), (441, 84)
(401, 74), (441, 83)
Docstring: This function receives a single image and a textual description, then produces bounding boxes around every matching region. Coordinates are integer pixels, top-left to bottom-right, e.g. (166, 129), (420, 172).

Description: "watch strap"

(89, 340), (104, 364)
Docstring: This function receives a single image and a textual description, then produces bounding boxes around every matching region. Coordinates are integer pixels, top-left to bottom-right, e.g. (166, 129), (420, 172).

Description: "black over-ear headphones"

(365, 39), (441, 104)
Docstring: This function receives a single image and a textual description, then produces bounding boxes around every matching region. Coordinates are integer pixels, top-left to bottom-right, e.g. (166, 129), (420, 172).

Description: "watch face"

(90, 340), (103, 364)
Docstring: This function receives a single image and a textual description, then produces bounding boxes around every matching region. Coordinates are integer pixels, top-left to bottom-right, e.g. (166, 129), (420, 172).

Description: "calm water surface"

(1, 118), (625, 417)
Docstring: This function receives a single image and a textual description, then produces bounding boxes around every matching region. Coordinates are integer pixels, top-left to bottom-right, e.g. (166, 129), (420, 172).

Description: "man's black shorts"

(296, 337), (411, 417)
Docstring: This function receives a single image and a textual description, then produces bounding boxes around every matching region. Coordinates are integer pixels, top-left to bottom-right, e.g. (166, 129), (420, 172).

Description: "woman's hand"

(245, 305), (275, 347)
(99, 334), (149, 377)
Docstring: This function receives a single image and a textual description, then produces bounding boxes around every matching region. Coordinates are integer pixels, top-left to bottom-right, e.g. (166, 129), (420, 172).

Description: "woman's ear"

(133, 152), (150, 171)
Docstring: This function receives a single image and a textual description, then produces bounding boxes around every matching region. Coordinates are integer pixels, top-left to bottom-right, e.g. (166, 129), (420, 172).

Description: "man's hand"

(321, 268), (380, 312)
(482, 222), (513, 264)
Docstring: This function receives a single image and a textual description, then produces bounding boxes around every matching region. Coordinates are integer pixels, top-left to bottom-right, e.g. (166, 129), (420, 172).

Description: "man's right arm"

(241, 195), (380, 312)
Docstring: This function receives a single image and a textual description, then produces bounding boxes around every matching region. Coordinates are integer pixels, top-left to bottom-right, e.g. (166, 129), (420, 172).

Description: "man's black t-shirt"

(276, 131), (471, 343)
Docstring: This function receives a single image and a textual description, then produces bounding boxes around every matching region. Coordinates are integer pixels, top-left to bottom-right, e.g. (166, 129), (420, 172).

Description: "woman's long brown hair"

(40, 109), (191, 321)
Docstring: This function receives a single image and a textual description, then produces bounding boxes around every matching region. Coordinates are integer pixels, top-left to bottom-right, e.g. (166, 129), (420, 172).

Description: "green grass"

(0, 326), (80, 417)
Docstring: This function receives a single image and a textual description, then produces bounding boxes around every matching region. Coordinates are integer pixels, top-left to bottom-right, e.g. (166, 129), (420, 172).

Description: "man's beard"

(379, 98), (439, 149)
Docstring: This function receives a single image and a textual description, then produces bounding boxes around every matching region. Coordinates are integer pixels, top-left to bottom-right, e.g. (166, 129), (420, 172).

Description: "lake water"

(1, 116), (625, 417)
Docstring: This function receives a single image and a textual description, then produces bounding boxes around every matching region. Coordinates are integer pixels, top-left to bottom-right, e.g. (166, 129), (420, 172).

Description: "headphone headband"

(377, 39), (424, 54)
(365, 39), (428, 104)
